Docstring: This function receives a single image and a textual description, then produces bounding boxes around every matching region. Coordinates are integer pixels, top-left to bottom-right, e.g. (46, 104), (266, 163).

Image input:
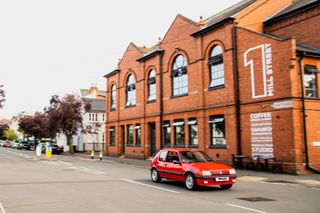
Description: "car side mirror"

(172, 160), (180, 165)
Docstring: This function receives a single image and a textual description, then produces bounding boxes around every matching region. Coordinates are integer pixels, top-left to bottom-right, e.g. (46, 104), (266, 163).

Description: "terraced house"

(104, 0), (320, 174)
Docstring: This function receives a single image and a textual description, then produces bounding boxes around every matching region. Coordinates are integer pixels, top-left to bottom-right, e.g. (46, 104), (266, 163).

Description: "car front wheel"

(220, 184), (233, 190)
(185, 173), (197, 190)
(151, 168), (161, 183)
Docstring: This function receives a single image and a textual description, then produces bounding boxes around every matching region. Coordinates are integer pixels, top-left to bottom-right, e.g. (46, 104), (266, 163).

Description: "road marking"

(0, 201), (6, 213)
(225, 203), (267, 213)
(69, 166), (105, 175)
(121, 178), (180, 194)
(312, 187), (320, 191)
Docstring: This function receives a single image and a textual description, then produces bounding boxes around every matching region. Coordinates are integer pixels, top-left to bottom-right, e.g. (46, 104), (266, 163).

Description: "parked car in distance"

(50, 144), (63, 154)
(11, 140), (20, 148)
(17, 141), (30, 150)
(0, 140), (4, 147)
(150, 149), (237, 190)
(28, 140), (35, 150)
(3, 140), (12, 148)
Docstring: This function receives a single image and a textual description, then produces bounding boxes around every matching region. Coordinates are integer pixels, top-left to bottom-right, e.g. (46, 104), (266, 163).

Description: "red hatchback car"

(150, 149), (237, 190)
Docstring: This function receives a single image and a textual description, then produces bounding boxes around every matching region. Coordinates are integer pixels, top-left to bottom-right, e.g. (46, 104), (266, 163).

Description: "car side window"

(159, 151), (168, 162)
(165, 151), (179, 163)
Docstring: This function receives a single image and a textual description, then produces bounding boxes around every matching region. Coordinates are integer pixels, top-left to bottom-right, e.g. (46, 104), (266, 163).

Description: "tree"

(4, 129), (18, 141)
(0, 124), (9, 139)
(17, 112), (54, 146)
(0, 85), (5, 109)
(46, 94), (90, 154)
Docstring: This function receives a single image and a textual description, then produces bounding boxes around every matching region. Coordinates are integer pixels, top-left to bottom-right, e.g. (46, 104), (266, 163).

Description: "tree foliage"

(17, 112), (55, 145)
(0, 85), (5, 109)
(0, 124), (9, 139)
(46, 94), (90, 154)
(4, 129), (18, 141)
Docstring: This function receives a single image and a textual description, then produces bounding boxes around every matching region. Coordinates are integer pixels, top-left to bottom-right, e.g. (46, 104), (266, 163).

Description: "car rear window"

(159, 151), (168, 162)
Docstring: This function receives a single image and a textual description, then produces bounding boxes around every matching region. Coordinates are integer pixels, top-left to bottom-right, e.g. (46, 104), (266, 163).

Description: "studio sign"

(244, 43), (274, 99)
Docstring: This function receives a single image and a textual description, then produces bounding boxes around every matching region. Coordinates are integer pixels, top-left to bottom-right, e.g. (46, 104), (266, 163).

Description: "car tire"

(185, 173), (197, 190)
(151, 168), (161, 183)
(220, 184), (233, 190)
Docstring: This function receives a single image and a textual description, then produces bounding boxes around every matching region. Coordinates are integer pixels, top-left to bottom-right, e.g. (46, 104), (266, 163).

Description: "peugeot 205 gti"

(150, 149), (237, 190)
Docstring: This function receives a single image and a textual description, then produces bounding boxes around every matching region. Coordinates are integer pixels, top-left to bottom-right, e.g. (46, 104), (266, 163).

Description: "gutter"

(232, 20), (242, 155)
(159, 51), (164, 150)
(297, 54), (320, 174)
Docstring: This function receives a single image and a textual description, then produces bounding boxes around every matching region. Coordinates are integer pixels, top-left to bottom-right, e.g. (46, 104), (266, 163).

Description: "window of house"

(89, 114), (92, 121)
(95, 114), (98, 122)
(209, 45), (224, 88)
(135, 124), (141, 146)
(172, 55), (188, 96)
(188, 119), (198, 147)
(209, 115), (226, 147)
(162, 121), (171, 147)
(126, 75), (136, 106)
(102, 114), (105, 122)
(109, 127), (115, 146)
(111, 84), (116, 110)
(304, 65), (318, 98)
(148, 70), (156, 101)
(127, 125), (134, 146)
(173, 120), (185, 147)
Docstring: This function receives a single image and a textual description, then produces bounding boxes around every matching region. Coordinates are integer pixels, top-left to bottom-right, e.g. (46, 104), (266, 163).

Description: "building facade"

(104, 0), (320, 174)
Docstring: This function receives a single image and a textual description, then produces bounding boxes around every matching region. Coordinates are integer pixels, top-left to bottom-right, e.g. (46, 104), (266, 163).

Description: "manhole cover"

(237, 197), (275, 202)
(62, 169), (76, 171)
(265, 180), (295, 184)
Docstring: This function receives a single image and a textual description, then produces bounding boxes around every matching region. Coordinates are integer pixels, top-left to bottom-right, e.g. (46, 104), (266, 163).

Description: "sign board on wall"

(272, 100), (293, 109)
(244, 43), (274, 99)
(250, 112), (274, 159)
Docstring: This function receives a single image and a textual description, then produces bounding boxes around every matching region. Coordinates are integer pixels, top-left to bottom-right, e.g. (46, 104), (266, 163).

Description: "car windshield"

(180, 151), (213, 163)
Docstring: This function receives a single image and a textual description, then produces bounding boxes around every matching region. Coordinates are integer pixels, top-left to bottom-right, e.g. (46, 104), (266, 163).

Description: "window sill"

(163, 144), (171, 148)
(135, 144), (141, 147)
(109, 144), (115, 147)
(147, 100), (156, 104)
(125, 105), (136, 108)
(208, 85), (225, 91)
(173, 144), (186, 148)
(209, 144), (227, 149)
(188, 145), (199, 148)
(170, 93), (188, 99)
(305, 96), (319, 100)
(110, 108), (116, 112)
(126, 144), (134, 147)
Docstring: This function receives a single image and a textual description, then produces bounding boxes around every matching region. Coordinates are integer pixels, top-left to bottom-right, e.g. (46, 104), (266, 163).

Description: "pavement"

(74, 152), (320, 188)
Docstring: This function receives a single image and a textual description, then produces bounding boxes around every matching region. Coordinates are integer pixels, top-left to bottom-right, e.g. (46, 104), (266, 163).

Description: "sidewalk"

(73, 152), (320, 187)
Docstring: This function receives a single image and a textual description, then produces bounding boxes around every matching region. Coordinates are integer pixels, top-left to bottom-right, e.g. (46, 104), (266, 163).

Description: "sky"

(0, 0), (241, 118)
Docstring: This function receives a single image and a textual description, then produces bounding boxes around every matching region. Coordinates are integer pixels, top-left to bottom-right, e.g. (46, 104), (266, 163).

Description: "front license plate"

(216, 177), (229, 182)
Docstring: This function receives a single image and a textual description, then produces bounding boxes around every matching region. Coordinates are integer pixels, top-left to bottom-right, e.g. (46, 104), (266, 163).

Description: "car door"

(156, 150), (169, 178)
(164, 151), (185, 181)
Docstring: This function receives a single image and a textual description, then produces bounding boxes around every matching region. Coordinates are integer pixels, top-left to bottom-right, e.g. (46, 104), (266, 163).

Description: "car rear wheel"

(220, 184), (233, 189)
(185, 173), (197, 190)
(151, 168), (161, 183)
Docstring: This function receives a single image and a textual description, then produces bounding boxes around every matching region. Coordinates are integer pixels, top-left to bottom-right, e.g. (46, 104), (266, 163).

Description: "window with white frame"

(148, 70), (156, 101)
(209, 45), (224, 88)
(110, 84), (116, 110)
(172, 55), (188, 96)
(209, 115), (226, 147)
(126, 75), (136, 106)
(188, 119), (198, 146)
(304, 65), (318, 98)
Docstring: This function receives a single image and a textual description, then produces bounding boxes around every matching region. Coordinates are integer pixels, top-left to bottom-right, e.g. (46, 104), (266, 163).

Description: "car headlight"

(229, 169), (236, 175)
(201, 170), (211, 176)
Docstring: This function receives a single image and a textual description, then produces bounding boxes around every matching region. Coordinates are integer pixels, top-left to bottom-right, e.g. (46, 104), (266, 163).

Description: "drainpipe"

(298, 54), (320, 174)
(159, 51), (164, 150)
(232, 20), (242, 155)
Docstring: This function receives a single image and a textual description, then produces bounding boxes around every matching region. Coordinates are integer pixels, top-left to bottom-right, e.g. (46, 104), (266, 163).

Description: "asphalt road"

(0, 147), (319, 213)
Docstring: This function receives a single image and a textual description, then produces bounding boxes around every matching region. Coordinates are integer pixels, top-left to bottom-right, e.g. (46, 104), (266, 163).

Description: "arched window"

(126, 74), (136, 106)
(148, 70), (156, 101)
(172, 55), (188, 96)
(209, 45), (224, 88)
(110, 84), (116, 110)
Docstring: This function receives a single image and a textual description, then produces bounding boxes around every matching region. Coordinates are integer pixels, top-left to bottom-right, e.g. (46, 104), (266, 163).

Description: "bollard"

(91, 150), (94, 159)
(99, 151), (103, 161)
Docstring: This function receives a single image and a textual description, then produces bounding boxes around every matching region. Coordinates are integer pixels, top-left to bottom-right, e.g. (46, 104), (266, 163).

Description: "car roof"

(161, 148), (198, 152)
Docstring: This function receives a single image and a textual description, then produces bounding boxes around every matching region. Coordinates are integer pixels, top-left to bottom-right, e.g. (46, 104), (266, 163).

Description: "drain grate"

(265, 180), (295, 184)
(237, 197), (275, 202)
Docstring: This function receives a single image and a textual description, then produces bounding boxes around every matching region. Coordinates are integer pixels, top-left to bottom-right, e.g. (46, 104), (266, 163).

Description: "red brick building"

(104, 0), (320, 174)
